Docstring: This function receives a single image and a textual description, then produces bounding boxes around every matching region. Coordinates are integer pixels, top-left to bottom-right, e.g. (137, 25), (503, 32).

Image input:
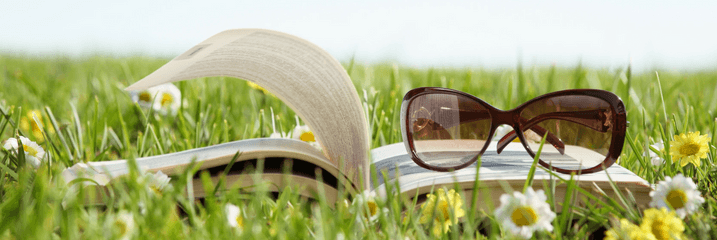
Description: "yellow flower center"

(510, 206), (538, 227)
(161, 93), (173, 106)
(139, 91), (152, 103)
(437, 200), (451, 221)
(114, 220), (128, 236)
(650, 218), (671, 240)
(150, 186), (163, 196)
(367, 200), (378, 216)
(666, 189), (687, 209)
(679, 142), (700, 156)
(300, 131), (315, 142)
(23, 144), (39, 157)
(235, 216), (244, 228)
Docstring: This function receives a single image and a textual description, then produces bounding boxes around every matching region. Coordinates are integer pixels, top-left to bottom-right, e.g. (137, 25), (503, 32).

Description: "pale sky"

(2, 1), (717, 72)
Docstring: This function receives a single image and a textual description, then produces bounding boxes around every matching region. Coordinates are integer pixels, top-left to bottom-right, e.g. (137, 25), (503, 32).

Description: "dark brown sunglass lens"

(519, 95), (614, 171)
(408, 93), (492, 168)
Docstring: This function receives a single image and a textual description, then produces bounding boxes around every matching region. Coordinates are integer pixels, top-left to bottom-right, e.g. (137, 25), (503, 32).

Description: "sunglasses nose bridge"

(491, 110), (519, 127)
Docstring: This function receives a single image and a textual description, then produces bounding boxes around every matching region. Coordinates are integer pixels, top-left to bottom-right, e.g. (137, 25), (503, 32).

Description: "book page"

(370, 142), (651, 203)
(124, 29), (370, 187)
(193, 173), (340, 204)
(63, 138), (343, 186)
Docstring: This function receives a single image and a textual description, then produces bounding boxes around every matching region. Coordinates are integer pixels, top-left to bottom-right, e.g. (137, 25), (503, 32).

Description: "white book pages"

(62, 138), (343, 188)
(370, 142), (652, 206)
(124, 29), (370, 187)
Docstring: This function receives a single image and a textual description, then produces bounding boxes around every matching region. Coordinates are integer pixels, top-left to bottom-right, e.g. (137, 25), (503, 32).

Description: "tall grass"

(1, 54), (716, 239)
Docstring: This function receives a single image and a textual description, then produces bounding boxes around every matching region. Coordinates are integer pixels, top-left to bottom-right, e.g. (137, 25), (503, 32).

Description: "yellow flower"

(669, 131), (710, 167)
(604, 219), (655, 240)
(19, 110), (53, 142)
(419, 188), (466, 236)
(639, 208), (685, 240)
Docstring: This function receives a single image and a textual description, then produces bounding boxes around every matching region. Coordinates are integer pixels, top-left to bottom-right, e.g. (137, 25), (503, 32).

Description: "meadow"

(1, 54), (716, 239)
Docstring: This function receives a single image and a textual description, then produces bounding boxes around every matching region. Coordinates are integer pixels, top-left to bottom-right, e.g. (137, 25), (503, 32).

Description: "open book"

(62, 29), (652, 208)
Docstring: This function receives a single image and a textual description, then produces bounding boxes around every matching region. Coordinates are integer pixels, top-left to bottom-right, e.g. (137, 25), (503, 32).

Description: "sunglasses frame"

(400, 87), (627, 174)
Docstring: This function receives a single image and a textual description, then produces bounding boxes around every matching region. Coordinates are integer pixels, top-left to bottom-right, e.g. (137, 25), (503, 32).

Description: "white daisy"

(494, 188), (556, 239)
(3, 136), (45, 168)
(649, 174), (705, 218)
(647, 140), (665, 166)
(129, 83), (181, 116)
(292, 125), (314, 142)
(225, 203), (244, 230)
(130, 88), (156, 110)
(111, 211), (135, 240)
(62, 163), (111, 186)
(145, 171), (172, 195)
(61, 163), (112, 208)
(269, 132), (289, 138)
(352, 191), (386, 222)
(292, 125), (321, 149)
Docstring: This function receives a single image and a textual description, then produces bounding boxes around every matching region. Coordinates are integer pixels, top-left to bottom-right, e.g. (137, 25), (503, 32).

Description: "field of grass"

(1, 54), (717, 239)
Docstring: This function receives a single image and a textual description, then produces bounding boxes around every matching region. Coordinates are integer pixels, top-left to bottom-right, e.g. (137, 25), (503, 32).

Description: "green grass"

(1, 54), (717, 239)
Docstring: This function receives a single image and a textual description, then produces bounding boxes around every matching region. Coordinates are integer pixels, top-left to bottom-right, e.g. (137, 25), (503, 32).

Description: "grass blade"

(523, 132), (548, 193)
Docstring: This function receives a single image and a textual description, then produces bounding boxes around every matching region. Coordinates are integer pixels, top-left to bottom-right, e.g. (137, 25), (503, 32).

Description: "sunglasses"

(400, 87), (627, 174)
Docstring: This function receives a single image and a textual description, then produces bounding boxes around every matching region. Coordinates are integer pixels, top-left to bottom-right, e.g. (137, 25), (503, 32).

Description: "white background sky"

(2, 1), (717, 72)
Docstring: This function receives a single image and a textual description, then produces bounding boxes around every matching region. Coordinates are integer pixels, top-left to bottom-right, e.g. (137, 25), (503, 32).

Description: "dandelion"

(669, 131), (710, 167)
(639, 208), (685, 240)
(129, 83), (181, 115)
(604, 219), (653, 240)
(225, 203), (244, 230)
(19, 110), (53, 142)
(111, 211), (135, 240)
(649, 174), (704, 218)
(145, 171), (172, 196)
(353, 191), (386, 222)
(3, 136), (45, 168)
(419, 188), (466, 236)
(494, 188), (555, 239)
(646, 140), (665, 166)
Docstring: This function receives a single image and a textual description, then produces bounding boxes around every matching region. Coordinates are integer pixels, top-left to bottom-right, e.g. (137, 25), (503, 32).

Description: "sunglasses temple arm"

(436, 109), (564, 154)
(495, 124), (565, 154)
(496, 109), (612, 154)
(518, 110), (612, 134)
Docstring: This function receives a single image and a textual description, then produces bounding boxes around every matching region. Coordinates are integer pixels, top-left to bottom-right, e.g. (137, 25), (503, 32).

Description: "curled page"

(125, 29), (370, 187)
